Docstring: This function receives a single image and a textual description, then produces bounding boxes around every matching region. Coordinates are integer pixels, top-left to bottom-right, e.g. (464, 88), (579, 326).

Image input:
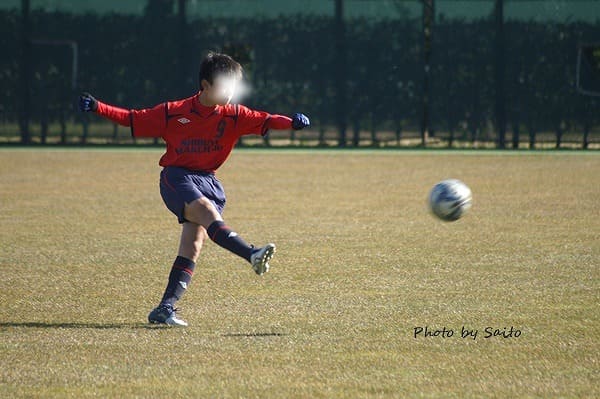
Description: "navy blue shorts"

(160, 166), (226, 224)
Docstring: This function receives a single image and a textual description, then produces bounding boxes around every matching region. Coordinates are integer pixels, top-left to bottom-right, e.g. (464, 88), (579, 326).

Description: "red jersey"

(96, 93), (291, 173)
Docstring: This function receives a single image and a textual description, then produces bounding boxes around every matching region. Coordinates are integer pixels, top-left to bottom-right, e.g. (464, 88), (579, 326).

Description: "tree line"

(0, 9), (598, 147)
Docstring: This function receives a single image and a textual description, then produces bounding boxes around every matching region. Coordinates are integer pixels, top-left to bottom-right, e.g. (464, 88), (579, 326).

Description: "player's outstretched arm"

(266, 113), (310, 131)
(78, 92), (131, 127)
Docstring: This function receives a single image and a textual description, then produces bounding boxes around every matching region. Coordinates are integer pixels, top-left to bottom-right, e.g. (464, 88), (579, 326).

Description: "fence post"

(582, 123), (590, 149)
(529, 128), (536, 149)
(555, 125), (563, 149)
(512, 122), (520, 149)
(334, 0), (347, 147)
(494, 0), (506, 149)
(421, 0), (434, 147)
(177, 0), (189, 98)
(18, 0), (32, 144)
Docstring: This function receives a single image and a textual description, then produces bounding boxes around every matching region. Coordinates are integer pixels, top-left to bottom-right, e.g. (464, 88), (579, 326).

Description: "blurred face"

(201, 74), (240, 106)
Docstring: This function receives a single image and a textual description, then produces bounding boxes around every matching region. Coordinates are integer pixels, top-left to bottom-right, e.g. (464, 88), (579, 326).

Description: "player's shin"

(207, 221), (253, 262)
(160, 256), (196, 307)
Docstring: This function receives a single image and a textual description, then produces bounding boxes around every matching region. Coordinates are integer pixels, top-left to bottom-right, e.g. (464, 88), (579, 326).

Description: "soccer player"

(79, 52), (310, 326)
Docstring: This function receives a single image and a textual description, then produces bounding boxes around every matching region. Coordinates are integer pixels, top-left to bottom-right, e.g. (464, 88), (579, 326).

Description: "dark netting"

(1, 0), (599, 148)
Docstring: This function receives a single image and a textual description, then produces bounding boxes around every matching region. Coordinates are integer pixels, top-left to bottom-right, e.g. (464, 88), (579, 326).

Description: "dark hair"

(198, 52), (243, 86)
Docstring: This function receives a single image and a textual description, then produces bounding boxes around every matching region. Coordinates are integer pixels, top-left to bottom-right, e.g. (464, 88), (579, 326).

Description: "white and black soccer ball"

(428, 179), (472, 221)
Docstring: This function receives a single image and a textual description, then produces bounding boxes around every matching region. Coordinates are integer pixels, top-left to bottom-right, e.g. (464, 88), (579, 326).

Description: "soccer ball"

(428, 179), (472, 221)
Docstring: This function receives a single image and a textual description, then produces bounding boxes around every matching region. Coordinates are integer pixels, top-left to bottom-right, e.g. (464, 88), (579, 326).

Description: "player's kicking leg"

(186, 197), (276, 276)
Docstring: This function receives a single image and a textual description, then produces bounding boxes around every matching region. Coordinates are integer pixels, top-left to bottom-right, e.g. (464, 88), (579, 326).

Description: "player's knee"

(196, 196), (215, 208)
(192, 197), (217, 214)
(185, 197), (220, 226)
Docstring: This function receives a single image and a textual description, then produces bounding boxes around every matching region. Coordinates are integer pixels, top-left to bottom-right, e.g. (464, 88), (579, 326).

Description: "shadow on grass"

(222, 332), (286, 337)
(0, 321), (165, 330)
(1, 323), (288, 335)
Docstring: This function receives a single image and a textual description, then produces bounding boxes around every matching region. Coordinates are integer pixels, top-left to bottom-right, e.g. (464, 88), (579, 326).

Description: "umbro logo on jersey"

(177, 117), (191, 124)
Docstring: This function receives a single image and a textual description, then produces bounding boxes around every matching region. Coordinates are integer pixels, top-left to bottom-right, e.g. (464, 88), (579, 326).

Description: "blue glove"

(291, 113), (310, 130)
(79, 92), (98, 112)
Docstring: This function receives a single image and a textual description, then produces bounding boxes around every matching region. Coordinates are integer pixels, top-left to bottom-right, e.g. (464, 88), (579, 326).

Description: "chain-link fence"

(1, 0), (599, 148)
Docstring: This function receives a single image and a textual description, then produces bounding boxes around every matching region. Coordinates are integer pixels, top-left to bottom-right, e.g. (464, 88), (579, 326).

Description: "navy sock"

(207, 221), (253, 262)
(160, 256), (196, 307)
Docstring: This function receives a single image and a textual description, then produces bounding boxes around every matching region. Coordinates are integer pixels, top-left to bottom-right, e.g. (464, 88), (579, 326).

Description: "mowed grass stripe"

(0, 150), (598, 398)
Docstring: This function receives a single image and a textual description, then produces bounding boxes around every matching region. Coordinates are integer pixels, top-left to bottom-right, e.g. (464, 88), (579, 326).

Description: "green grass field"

(0, 148), (598, 398)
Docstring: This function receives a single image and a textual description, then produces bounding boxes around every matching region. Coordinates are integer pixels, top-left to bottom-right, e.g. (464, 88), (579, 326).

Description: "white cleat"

(163, 314), (188, 327)
(250, 243), (276, 276)
(148, 304), (188, 327)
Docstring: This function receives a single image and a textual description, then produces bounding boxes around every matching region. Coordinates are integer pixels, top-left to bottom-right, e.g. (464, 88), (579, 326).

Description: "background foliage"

(0, 5), (599, 146)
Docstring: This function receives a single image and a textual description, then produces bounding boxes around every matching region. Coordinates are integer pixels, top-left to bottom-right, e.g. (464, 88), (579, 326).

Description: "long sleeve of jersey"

(95, 101), (131, 126)
(95, 100), (293, 133)
(265, 114), (292, 130)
